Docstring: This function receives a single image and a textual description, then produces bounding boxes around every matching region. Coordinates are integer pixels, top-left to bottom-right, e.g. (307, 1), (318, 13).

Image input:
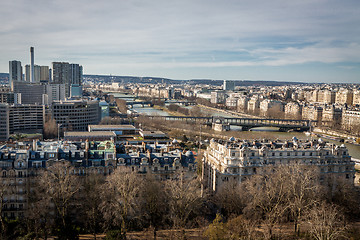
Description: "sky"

(0, 0), (360, 83)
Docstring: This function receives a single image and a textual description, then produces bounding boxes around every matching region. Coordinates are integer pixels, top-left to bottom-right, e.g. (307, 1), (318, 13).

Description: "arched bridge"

(146, 116), (311, 132)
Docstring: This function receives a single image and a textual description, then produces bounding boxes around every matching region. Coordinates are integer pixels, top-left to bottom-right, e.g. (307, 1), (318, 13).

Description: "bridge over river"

(126, 100), (196, 108)
(146, 115), (311, 132)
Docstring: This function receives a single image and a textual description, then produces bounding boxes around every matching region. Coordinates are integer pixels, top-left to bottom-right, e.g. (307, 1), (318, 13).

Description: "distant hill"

(84, 74), (306, 86)
(0, 73), (9, 84)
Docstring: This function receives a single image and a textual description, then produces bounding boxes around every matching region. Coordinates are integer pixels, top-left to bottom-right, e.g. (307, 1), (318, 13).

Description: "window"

(231, 152), (235, 157)
(287, 152), (290, 156)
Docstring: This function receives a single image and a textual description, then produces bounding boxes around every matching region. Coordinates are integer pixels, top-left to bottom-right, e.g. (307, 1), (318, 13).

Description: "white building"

(203, 138), (355, 191)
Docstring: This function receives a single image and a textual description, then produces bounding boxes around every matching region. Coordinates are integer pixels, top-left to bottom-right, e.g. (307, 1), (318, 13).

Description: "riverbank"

(313, 127), (359, 143)
(198, 105), (261, 118)
(152, 105), (187, 117)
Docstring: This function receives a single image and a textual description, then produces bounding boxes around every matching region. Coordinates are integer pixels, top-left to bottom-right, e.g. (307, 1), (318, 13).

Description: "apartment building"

(203, 138), (355, 191)
(0, 104), (9, 141)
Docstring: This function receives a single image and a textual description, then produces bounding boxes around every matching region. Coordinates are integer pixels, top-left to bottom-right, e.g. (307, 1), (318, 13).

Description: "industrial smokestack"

(30, 47), (34, 83)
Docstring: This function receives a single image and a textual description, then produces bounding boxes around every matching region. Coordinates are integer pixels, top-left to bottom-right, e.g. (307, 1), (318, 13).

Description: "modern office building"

(51, 100), (101, 131)
(45, 84), (66, 105)
(13, 82), (45, 104)
(9, 104), (45, 134)
(70, 84), (83, 97)
(0, 104), (9, 141)
(9, 60), (23, 90)
(52, 62), (83, 97)
(40, 66), (50, 82)
(203, 138), (355, 191)
(223, 80), (235, 91)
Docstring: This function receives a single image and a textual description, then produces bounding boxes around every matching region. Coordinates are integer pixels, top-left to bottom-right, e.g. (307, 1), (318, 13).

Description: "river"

(109, 92), (360, 159)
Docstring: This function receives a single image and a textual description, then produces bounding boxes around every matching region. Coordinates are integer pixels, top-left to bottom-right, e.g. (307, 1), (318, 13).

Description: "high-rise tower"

(9, 60), (23, 89)
(30, 47), (35, 83)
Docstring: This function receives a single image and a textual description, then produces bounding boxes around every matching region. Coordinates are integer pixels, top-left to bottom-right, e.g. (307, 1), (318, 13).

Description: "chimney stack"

(30, 47), (34, 82)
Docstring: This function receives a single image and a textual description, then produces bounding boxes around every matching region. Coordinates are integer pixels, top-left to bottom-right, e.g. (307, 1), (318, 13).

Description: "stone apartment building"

(342, 110), (360, 134)
(302, 105), (323, 123)
(0, 139), (196, 218)
(259, 99), (284, 117)
(285, 102), (302, 119)
(203, 138), (355, 192)
(322, 105), (342, 127)
(336, 89), (353, 105)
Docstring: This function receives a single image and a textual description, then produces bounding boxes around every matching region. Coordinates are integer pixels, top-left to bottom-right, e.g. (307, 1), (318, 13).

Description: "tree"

(115, 99), (128, 114)
(140, 174), (168, 240)
(214, 182), (245, 219)
(0, 176), (13, 239)
(166, 177), (203, 229)
(38, 161), (81, 239)
(78, 174), (105, 239)
(226, 215), (259, 240)
(306, 202), (346, 240)
(99, 170), (142, 239)
(43, 117), (58, 139)
(282, 165), (321, 235)
(204, 214), (227, 240)
(243, 167), (290, 239)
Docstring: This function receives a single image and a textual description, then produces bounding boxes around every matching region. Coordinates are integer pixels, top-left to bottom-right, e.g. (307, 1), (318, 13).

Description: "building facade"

(9, 60), (22, 90)
(203, 138), (355, 192)
(9, 104), (45, 134)
(0, 104), (9, 141)
(52, 62), (83, 97)
(51, 100), (101, 131)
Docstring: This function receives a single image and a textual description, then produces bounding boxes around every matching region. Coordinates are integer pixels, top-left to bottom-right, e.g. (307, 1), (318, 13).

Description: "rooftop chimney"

(30, 47), (34, 82)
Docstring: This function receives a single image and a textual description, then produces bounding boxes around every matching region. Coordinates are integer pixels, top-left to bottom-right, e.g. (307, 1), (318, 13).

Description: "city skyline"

(1, 0), (360, 83)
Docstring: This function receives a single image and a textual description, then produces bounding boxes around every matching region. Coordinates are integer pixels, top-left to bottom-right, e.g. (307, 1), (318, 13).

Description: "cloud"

(0, 0), (359, 82)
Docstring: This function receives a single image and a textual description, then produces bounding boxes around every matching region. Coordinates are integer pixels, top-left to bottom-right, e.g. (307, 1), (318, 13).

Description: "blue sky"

(0, 0), (359, 83)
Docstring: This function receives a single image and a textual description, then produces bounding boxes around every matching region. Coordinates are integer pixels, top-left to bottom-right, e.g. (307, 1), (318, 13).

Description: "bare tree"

(38, 161), (81, 239)
(243, 168), (289, 240)
(306, 201), (346, 240)
(0, 176), (13, 238)
(282, 165), (321, 235)
(43, 117), (58, 139)
(166, 177), (203, 229)
(26, 177), (53, 239)
(100, 169), (142, 239)
(140, 174), (168, 240)
(79, 173), (106, 240)
(225, 215), (260, 240)
(214, 181), (245, 219)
